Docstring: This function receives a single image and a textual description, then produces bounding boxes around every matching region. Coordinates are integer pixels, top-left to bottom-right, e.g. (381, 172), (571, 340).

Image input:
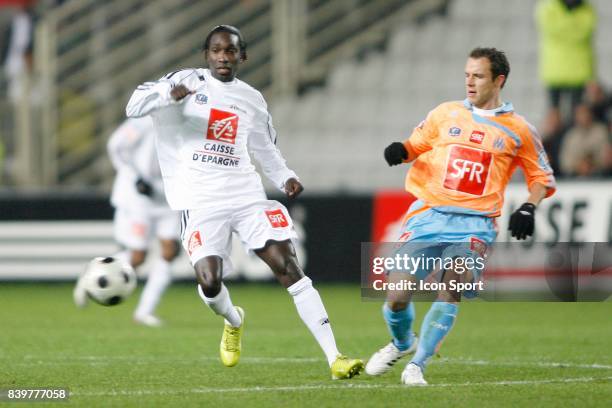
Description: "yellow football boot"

(330, 355), (365, 380)
(220, 306), (244, 367)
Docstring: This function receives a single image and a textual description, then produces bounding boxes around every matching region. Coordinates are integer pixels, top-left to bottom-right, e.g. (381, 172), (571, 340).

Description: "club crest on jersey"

(493, 136), (505, 150)
(265, 209), (289, 228)
(448, 127), (462, 137)
(195, 94), (208, 104)
(470, 130), (485, 144)
(206, 108), (238, 144)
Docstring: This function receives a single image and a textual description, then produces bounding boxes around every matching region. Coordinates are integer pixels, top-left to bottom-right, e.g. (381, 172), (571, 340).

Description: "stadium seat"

(271, 0), (612, 192)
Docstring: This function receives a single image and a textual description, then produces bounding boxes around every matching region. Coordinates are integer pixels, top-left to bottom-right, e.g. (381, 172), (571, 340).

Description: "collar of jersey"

(204, 68), (238, 86)
(463, 99), (514, 116)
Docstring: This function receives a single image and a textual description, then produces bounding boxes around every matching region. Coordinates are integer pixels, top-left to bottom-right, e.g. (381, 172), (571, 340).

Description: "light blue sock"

(410, 301), (458, 370)
(382, 302), (415, 351)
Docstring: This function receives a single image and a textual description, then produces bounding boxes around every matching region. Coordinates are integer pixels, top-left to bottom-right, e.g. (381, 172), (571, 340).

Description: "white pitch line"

(19, 355), (321, 363)
(16, 355), (612, 370)
(438, 358), (612, 370)
(72, 376), (612, 397)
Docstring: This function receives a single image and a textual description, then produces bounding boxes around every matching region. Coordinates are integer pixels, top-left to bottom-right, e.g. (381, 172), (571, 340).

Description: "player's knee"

(275, 256), (304, 284)
(131, 250), (147, 268)
(160, 240), (180, 262)
(194, 256), (223, 296)
(438, 266), (471, 302)
(271, 242), (302, 272)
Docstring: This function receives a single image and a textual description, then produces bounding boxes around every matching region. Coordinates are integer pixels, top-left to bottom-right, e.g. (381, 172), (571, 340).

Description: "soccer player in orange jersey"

(365, 48), (556, 385)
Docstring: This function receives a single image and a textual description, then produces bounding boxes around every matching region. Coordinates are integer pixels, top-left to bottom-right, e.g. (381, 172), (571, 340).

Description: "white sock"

(197, 284), (242, 327)
(134, 258), (172, 318)
(287, 276), (339, 366)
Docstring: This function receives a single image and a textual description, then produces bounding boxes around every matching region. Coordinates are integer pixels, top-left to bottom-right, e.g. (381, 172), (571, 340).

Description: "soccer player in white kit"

(107, 116), (181, 327)
(125, 25), (364, 379)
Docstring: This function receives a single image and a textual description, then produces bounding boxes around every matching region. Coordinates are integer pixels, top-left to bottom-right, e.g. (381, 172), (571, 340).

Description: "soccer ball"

(74, 257), (136, 307)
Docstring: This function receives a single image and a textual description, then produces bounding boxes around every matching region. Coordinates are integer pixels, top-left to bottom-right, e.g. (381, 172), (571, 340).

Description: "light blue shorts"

(394, 200), (498, 298)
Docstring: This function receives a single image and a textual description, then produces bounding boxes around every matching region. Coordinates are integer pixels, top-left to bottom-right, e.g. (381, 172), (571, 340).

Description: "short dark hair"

(469, 47), (510, 88)
(202, 25), (248, 61)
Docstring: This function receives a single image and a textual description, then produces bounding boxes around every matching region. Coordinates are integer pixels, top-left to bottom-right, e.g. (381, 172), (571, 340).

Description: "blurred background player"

(125, 25), (363, 379)
(107, 116), (181, 327)
(366, 47), (556, 385)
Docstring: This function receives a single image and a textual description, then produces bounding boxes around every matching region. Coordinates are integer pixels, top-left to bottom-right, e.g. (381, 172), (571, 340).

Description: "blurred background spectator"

(0, 0), (609, 190)
(584, 80), (612, 126)
(2, 1), (34, 102)
(536, 0), (596, 127)
(559, 103), (611, 177)
(0, 0), (35, 185)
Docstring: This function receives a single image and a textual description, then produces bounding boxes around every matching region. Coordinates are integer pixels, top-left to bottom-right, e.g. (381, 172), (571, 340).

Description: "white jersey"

(108, 117), (168, 210)
(125, 68), (297, 210)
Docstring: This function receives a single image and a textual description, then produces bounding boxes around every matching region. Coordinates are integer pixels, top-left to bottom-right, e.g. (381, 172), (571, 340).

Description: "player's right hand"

(170, 84), (194, 101)
(135, 177), (154, 197)
(284, 178), (304, 199)
(384, 142), (408, 166)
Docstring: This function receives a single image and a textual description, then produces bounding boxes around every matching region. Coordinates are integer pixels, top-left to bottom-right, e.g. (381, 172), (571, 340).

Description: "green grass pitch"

(1, 283), (610, 407)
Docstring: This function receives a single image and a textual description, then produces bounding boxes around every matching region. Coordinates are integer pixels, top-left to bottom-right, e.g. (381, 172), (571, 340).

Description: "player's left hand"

(284, 178), (303, 199)
(508, 202), (536, 240)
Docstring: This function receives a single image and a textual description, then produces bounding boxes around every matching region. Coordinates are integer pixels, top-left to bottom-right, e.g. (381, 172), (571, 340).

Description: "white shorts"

(114, 206), (181, 250)
(181, 199), (298, 275)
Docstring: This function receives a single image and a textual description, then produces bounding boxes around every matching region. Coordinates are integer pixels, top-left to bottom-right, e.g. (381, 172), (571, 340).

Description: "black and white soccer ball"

(74, 257), (136, 307)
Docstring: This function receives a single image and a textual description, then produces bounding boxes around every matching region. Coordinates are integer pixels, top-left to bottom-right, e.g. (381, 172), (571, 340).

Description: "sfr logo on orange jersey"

(188, 231), (203, 255)
(470, 130), (485, 144)
(207, 108), (238, 144)
(265, 209), (289, 228)
(444, 145), (492, 196)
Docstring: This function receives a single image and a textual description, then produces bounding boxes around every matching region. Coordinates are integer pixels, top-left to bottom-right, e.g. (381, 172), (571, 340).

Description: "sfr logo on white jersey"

(443, 145), (492, 196)
(207, 108), (238, 144)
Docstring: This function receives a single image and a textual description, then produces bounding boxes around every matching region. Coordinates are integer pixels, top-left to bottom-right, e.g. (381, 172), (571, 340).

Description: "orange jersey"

(403, 100), (556, 217)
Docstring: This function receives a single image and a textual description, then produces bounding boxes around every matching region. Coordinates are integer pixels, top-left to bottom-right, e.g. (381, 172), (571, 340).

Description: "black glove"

(384, 142), (408, 166)
(508, 202), (536, 240)
(135, 177), (153, 197)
